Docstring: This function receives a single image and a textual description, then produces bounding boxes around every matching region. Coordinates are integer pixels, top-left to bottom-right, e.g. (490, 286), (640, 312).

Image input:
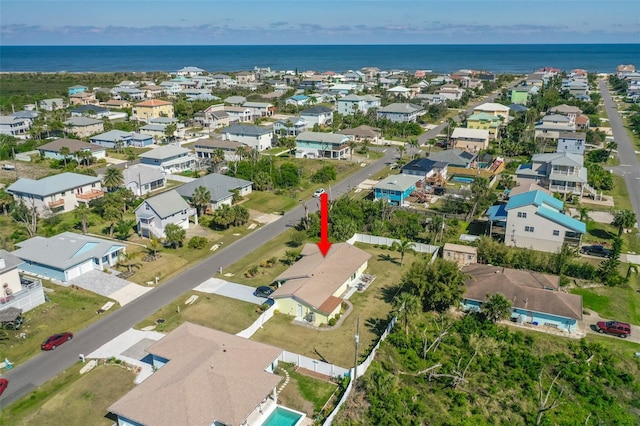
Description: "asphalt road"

(0, 148), (396, 409)
(599, 80), (640, 229)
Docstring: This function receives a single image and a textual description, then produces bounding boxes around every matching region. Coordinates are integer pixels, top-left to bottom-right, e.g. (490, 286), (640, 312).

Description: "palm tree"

(396, 145), (406, 161)
(191, 186), (211, 217)
(499, 174), (515, 190)
(612, 209), (637, 237)
(393, 292), (421, 335)
(408, 138), (420, 160)
(118, 251), (141, 274)
(606, 141), (618, 157)
(392, 238), (415, 266)
(59, 146), (71, 167)
(576, 206), (591, 222)
(468, 176), (491, 221)
(146, 237), (162, 259)
(348, 140), (357, 161)
(74, 203), (91, 234)
(103, 166), (124, 192)
(104, 205), (122, 238)
(210, 148), (225, 173)
(482, 293), (512, 323)
(445, 117), (456, 147)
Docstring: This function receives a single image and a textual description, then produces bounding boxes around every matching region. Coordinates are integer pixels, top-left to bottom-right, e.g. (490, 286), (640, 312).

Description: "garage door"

(66, 266), (82, 280)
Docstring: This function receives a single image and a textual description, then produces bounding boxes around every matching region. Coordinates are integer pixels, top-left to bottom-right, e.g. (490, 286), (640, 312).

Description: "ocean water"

(0, 44), (638, 74)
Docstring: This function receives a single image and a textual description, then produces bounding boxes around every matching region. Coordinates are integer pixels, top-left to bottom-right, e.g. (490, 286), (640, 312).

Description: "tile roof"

(135, 99), (173, 107)
(271, 243), (371, 314)
(7, 172), (101, 197)
(12, 232), (124, 270)
(462, 264), (582, 320)
(108, 322), (282, 426)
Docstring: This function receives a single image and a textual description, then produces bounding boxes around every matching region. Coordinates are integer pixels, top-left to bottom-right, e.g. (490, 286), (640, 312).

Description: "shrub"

(187, 236), (208, 250)
(328, 318), (337, 326)
(245, 265), (259, 278)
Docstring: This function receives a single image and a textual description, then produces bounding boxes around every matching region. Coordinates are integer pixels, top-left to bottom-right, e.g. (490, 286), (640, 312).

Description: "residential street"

(0, 147), (396, 409)
(599, 80), (640, 230)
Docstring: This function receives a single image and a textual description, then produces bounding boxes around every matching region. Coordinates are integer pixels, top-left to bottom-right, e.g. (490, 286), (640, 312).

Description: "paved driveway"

(70, 270), (153, 306)
(582, 309), (640, 345)
(195, 278), (268, 304)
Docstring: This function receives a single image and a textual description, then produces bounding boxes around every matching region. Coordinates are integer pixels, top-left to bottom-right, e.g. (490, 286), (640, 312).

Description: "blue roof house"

(500, 190), (585, 253)
(373, 174), (419, 206)
(90, 130), (153, 148)
(12, 232), (125, 283)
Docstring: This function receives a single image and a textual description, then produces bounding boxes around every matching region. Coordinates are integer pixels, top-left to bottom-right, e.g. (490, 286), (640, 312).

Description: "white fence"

(235, 305), (276, 338)
(346, 233), (440, 256)
(323, 316), (398, 425)
(279, 350), (349, 378)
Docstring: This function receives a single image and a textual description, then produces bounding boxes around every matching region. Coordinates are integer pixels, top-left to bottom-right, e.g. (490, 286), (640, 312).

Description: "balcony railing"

(549, 184), (582, 194)
(48, 199), (64, 208)
(76, 189), (104, 201)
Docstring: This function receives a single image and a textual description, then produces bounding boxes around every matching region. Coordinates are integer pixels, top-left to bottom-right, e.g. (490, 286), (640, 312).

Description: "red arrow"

(317, 192), (332, 256)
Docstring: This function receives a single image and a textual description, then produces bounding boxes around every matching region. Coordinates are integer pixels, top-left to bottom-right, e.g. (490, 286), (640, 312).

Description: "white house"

(337, 94), (381, 115)
(135, 190), (196, 238)
(138, 145), (196, 173)
(122, 164), (166, 196)
(376, 103), (424, 123)
(556, 132), (587, 155)
(488, 190), (585, 253)
(220, 124), (273, 152)
(300, 106), (334, 127)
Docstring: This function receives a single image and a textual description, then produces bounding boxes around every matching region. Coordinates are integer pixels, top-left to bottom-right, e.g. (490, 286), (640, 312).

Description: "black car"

(580, 245), (611, 257)
(255, 286), (274, 298)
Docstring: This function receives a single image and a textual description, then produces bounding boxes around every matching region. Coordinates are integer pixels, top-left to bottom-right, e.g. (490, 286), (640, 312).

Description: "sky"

(1, 0), (639, 45)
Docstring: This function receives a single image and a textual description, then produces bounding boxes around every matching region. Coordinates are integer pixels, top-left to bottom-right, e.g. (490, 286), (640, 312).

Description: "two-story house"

(122, 164), (166, 196)
(450, 128), (490, 153)
(6, 172), (104, 215)
(473, 102), (510, 123)
(134, 190), (196, 238)
(220, 124), (273, 152)
(243, 102), (275, 120)
(373, 174), (420, 205)
(194, 104), (232, 129)
(0, 249), (45, 313)
(70, 105), (110, 119)
(300, 106), (334, 127)
(63, 116), (104, 138)
(224, 106), (253, 123)
(466, 112), (502, 139)
(0, 116), (31, 137)
(557, 132), (587, 155)
(138, 145), (196, 173)
(337, 125), (382, 145)
(69, 91), (98, 106)
(193, 138), (246, 163)
(337, 94), (381, 115)
(132, 100), (174, 122)
(295, 132), (351, 159)
(376, 103), (424, 123)
(400, 157), (448, 185)
(39, 98), (66, 111)
(515, 152), (588, 197)
(176, 173), (253, 212)
(490, 190), (586, 253)
(273, 116), (308, 137)
(534, 114), (576, 140)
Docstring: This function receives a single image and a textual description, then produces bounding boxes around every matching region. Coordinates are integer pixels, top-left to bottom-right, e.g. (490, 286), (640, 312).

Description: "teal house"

(373, 174), (419, 205)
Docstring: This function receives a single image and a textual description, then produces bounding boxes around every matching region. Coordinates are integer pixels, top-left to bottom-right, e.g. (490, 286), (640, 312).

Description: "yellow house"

(271, 243), (371, 326)
(133, 99), (174, 122)
(466, 112), (502, 139)
(443, 243), (477, 268)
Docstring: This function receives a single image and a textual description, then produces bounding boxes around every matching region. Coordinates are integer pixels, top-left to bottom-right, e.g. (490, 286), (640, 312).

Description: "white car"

(313, 188), (326, 198)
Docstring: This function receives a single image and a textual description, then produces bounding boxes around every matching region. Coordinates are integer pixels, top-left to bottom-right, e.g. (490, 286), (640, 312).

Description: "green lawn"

(571, 285), (640, 325)
(135, 291), (259, 335)
(250, 247), (426, 368)
(241, 191), (298, 214)
(277, 362), (338, 418)
(0, 282), (115, 367)
(0, 363), (136, 426)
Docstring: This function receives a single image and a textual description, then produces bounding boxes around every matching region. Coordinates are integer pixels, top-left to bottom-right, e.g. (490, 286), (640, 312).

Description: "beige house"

(69, 92), (98, 106)
(271, 243), (371, 326)
(0, 250), (23, 301)
(109, 323), (283, 426)
(451, 127), (490, 152)
(63, 116), (104, 138)
(132, 99), (174, 122)
(443, 243), (477, 268)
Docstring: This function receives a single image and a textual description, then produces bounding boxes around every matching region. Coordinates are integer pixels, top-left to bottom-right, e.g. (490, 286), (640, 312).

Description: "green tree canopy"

(401, 258), (467, 312)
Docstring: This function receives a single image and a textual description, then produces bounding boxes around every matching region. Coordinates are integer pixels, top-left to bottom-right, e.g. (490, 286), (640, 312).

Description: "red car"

(596, 321), (631, 338)
(41, 332), (73, 350)
(0, 378), (7, 396)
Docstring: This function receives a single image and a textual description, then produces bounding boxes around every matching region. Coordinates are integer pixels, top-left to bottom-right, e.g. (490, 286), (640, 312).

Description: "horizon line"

(3, 42), (639, 48)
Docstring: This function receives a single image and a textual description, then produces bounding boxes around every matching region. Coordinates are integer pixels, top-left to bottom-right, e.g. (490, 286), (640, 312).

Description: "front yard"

(0, 282), (114, 367)
(0, 363), (136, 426)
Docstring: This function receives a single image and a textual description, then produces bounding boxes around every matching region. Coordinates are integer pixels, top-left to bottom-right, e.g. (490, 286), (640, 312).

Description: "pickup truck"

(580, 245), (611, 257)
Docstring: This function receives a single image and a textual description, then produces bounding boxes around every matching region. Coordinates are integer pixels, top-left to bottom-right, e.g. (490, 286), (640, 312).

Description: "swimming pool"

(262, 406), (304, 426)
(451, 176), (475, 183)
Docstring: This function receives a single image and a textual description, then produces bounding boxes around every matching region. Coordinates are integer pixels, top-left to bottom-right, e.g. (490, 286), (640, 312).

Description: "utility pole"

(353, 314), (360, 382)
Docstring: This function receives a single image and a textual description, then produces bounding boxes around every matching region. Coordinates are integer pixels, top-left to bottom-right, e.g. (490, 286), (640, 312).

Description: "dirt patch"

(0, 160), (56, 181)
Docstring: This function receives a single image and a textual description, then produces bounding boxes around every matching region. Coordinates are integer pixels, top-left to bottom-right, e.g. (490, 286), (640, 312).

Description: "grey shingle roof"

(12, 232), (125, 270)
(38, 138), (105, 153)
(136, 189), (190, 219)
(221, 124), (273, 136)
(90, 130), (132, 142)
(378, 103), (423, 113)
(300, 106), (333, 115)
(296, 132), (349, 144)
(7, 172), (101, 197)
(0, 249), (23, 273)
(176, 173), (252, 203)
(64, 116), (102, 126)
(122, 164), (165, 186)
